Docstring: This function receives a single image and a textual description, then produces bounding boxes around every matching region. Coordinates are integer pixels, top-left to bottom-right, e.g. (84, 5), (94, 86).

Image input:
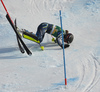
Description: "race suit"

(36, 22), (69, 48)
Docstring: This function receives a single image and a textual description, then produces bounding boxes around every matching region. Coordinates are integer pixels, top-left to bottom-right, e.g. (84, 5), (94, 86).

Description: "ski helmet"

(64, 33), (74, 44)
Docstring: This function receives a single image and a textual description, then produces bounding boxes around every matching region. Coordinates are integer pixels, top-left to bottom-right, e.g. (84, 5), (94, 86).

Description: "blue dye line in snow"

(67, 77), (79, 83)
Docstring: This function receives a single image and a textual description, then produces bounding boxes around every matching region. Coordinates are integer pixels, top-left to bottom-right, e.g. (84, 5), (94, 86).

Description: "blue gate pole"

(59, 10), (67, 86)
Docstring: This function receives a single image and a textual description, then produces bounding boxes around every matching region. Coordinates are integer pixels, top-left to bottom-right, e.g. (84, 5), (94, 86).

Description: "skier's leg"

(22, 31), (40, 43)
(36, 24), (47, 43)
(36, 30), (45, 43)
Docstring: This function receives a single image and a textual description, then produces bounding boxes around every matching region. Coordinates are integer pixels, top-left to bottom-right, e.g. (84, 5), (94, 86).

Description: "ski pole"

(59, 10), (67, 86)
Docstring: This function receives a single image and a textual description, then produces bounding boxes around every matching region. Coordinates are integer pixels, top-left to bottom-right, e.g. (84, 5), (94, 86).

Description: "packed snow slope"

(0, 0), (100, 92)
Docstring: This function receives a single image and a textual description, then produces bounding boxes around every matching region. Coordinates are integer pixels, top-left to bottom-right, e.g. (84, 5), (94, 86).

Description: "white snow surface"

(0, 0), (100, 92)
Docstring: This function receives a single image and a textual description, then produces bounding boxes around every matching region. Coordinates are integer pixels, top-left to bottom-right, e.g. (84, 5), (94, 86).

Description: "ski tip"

(28, 52), (32, 56)
(21, 50), (25, 53)
(26, 50), (32, 56)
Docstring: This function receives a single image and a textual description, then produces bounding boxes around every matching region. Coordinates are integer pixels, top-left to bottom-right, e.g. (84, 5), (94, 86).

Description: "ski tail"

(14, 19), (25, 53)
(14, 19), (22, 37)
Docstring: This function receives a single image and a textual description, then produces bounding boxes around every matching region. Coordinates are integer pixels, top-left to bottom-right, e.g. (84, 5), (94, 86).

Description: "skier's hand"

(52, 38), (55, 41)
(52, 38), (57, 43)
(61, 44), (70, 48)
(64, 44), (70, 48)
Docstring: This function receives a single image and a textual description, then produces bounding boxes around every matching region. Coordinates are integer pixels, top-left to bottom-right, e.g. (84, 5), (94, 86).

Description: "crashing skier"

(18, 22), (74, 49)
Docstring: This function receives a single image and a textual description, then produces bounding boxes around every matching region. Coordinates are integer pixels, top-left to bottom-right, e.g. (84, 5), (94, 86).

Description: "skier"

(18, 22), (74, 48)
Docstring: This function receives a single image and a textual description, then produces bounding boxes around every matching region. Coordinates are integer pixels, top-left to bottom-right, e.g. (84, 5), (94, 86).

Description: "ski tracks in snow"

(30, 0), (41, 15)
(29, 0), (75, 19)
(84, 54), (100, 92)
(75, 53), (100, 92)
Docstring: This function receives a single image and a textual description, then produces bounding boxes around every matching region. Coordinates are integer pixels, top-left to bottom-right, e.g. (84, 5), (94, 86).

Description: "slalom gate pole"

(59, 10), (67, 86)
(1, 0), (14, 24)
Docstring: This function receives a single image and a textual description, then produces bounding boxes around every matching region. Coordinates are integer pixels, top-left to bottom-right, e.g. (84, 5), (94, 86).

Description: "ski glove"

(61, 44), (70, 48)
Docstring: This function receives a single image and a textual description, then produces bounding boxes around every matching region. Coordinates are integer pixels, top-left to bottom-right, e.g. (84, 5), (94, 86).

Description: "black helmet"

(64, 33), (74, 44)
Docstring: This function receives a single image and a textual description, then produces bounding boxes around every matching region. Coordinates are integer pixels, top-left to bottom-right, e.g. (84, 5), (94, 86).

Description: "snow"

(0, 0), (100, 92)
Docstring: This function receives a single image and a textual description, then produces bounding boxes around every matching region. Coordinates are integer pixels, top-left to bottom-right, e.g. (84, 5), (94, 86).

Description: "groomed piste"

(0, 0), (100, 92)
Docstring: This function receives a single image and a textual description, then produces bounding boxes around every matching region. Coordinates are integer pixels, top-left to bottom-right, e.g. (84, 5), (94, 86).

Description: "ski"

(1, 0), (32, 55)
(14, 19), (25, 53)
(6, 14), (32, 55)
(17, 36), (25, 53)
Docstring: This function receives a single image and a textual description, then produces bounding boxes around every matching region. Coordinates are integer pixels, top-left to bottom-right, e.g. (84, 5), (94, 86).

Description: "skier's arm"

(56, 35), (70, 48)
